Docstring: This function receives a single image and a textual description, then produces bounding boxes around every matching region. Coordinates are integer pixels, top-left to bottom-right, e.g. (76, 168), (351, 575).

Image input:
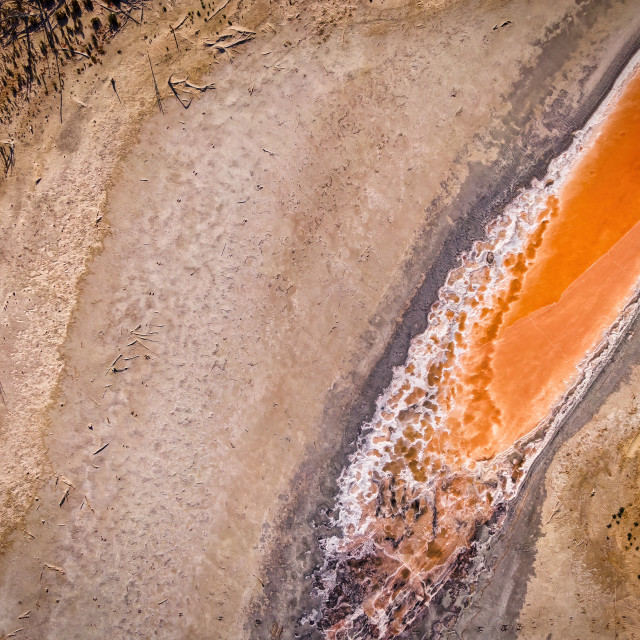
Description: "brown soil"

(517, 372), (640, 640)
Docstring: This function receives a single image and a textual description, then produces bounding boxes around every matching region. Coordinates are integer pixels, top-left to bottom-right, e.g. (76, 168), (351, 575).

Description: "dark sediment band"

(249, 2), (640, 638)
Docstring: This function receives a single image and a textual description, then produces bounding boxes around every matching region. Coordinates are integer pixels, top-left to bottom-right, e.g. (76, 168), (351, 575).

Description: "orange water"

(321, 63), (640, 639)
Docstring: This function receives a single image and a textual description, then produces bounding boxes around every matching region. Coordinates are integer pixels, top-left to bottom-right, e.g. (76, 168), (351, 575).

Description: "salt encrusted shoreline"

(254, 11), (640, 639)
(310, 48), (640, 639)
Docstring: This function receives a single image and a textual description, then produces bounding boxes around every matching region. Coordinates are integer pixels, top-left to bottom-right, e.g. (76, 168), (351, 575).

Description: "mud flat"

(0, 1), (640, 639)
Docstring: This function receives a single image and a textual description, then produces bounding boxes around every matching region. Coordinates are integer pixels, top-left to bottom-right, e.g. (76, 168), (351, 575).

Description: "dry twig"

(168, 74), (215, 109)
(148, 55), (163, 114)
(43, 563), (65, 574)
(204, 0), (232, 22)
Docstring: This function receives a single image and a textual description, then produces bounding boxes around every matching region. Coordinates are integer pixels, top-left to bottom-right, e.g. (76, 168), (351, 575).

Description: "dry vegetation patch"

(0, 0), (153, 126)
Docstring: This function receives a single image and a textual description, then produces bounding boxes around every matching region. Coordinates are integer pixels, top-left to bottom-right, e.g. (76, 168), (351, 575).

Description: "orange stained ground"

(450, 67), (640, 461)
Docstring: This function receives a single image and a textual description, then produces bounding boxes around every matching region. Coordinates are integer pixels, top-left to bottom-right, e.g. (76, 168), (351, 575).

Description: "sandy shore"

(1, 0), (640, 638)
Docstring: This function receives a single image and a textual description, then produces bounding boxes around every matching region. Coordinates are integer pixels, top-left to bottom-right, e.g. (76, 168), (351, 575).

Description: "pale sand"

(0, 0), (240, 545)
(1, 0), (640, 638)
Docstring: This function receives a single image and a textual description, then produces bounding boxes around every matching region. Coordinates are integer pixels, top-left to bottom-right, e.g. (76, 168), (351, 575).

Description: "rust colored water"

(484, 69), (640, 459)
(316, 60), (640, 639)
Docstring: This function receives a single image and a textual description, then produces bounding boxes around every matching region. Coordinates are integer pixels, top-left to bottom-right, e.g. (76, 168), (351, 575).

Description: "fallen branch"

(204, 0), (232, 22)
(107, 354), (123, 373)
(59, 486), (70, 507)
(43, 563), (65, 574)
(82, 494), (95, 513)
(59, 47), (90, 59)
(0, 140), (16, 177)
(58, 475), (74, 488)
(183, 80), (216, 91)
(127, 339), (151, 350)
(148, 55), (164, 114)
(168, 74), (215, 109)
(71, 96), (87, 107)
(203, 33), (255, 53)
(545, 501), (562, 524)
(229, 25), (256, 35)
(93, 442), (109, 456)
